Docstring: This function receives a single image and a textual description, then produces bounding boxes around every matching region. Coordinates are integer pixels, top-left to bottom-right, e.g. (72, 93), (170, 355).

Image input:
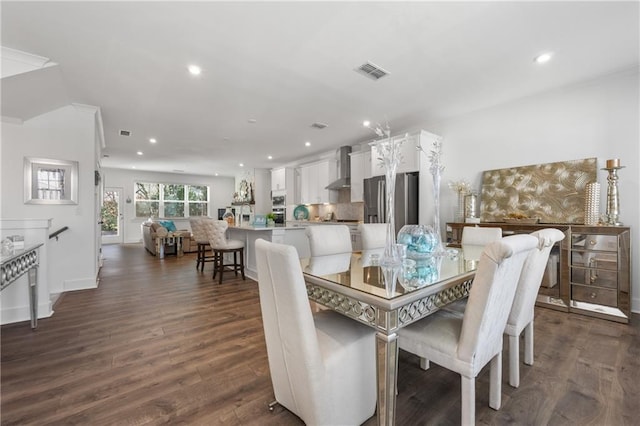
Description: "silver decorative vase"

(428, 138), (445, 254)
(370, 136), (404, 266)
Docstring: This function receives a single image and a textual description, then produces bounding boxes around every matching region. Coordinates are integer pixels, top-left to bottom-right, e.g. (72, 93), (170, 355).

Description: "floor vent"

(355, 62), (390, 80)
(119, 130), (131, 136)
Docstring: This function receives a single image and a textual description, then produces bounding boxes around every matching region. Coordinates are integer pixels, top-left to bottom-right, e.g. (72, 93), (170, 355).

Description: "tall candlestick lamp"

(602, 158), (624, 226)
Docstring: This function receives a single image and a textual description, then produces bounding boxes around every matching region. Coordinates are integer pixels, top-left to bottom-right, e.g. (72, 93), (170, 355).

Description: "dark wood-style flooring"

(2, 244), (638, 425)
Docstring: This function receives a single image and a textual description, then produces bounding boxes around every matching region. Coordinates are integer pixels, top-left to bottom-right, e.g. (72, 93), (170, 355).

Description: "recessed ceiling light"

(215, 173), (219, 176)
(188, 65), (201, 75)
(132, 166), (136, 169)
(136, 151), (143, 155)
(305, 141), (311, 147)
(534, 53), (553, 64)
(149, 138), (157, 144)
(363, 120), (371, 127)
(248, 118), (257, 124)
(239, 163), (244, 167)
(267, 155), (273, 160)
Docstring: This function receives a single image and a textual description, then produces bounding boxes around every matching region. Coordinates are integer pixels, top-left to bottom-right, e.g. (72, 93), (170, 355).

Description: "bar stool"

(189, 217), (214, 271)
(203, 219), (245, 284)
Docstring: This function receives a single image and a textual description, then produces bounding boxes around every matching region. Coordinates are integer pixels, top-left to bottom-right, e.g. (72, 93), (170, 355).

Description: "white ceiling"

(1, 1), (638, 177)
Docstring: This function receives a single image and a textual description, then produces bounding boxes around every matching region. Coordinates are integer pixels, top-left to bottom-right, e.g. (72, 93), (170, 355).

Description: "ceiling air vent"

(355, 61), (389, 80)
(119, 130), (131, 136)
(311, 122), (328, 129)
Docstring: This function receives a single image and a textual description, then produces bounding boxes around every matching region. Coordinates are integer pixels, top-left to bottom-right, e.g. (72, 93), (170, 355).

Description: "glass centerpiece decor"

(417, 137), (445, 254)
(364, 120), (407, 294)
(397, 224), (440, 290)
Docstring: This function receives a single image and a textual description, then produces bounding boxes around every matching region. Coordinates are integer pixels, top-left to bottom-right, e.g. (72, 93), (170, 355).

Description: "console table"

(446, 222), (631, 323)
(1, 244), (43, 329)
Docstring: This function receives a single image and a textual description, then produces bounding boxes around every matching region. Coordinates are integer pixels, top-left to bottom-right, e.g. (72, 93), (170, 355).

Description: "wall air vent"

(355, 61), (389, 80)
(119, 130), (131, 136)
(311, 122), (328, 129)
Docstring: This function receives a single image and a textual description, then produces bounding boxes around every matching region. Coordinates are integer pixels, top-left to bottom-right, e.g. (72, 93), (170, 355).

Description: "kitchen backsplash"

(298, 189), (364, 221)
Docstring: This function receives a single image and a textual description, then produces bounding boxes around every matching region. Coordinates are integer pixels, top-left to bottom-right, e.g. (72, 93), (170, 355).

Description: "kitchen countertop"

(229, 225), (303, 231)
(287, 220), (363, 226)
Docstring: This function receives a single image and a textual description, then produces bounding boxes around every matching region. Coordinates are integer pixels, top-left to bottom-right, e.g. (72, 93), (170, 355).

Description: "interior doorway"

(101, 187), (124, 245)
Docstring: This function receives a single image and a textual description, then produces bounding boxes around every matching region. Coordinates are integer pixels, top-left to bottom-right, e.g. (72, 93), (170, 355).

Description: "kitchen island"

(227, 225), (308, 280)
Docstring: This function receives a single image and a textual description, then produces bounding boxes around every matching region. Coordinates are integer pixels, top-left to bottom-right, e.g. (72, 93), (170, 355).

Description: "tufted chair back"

(200, 219), (229, 249)
(189, 217), (208, 244)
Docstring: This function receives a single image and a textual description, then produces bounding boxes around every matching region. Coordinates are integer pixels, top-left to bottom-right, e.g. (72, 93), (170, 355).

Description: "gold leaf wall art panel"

(480, 158), (597, 224)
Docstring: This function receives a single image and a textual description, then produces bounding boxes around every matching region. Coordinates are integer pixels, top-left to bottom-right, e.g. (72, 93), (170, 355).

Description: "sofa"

(141, 221), (198, 256)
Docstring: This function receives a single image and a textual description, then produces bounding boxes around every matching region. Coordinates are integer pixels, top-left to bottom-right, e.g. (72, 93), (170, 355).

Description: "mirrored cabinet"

(569, 226), (630, 322)
(446, 222), (631, 323)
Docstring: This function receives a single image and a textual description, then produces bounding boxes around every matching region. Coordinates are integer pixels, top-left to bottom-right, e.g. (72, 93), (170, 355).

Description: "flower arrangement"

(448, 180), (472, 195)
(426, 137), (444, 176)
(364, 121), (405, 169)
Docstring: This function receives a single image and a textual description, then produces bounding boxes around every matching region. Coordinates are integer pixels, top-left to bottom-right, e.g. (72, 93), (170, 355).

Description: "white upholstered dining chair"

(358, 223), (388, 250)
(306, 225), (352, 257)
(505, 228), (565, 388)
(461, 226), (502, 246)
(398, 234), (537, 425)
(255, 238), (377, 425)
(358, 223), (387, 267)
(304, 253), (352, 276)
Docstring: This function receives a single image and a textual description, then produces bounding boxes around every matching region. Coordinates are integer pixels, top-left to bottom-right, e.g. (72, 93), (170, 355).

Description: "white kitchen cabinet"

(271, 167), (294, 192)
(299, 164), (311, 204)
(370, 130), (440, 177)
(298, 160), (337, 204)
(349, 150), (370, 202)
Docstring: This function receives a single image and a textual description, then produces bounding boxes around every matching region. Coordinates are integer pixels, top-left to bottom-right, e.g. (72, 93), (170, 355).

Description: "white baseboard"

(63, 277), (98, 292)
(0, 301), (53, 325)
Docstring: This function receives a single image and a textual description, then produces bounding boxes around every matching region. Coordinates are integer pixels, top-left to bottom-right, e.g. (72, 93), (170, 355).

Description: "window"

(188, 185), (209, 216)
(37, 167), (66, 200)
(135, 182), (209, 218)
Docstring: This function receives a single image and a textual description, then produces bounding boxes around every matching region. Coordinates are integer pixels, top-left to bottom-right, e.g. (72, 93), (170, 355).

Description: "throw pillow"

(159, 220), (177, 232)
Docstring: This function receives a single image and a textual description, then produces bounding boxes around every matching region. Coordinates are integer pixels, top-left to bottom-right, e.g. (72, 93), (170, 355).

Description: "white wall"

(416, 68), (639, 312)
(101, 168), (235, 243)
(1, 105), (100, 298)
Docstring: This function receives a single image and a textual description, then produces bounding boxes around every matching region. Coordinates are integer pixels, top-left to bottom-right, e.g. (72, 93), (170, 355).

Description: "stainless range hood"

(326, 146), (352, 190)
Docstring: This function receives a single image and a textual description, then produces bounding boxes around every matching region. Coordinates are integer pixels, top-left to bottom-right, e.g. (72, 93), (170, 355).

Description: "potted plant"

(266, 212), (276, 227)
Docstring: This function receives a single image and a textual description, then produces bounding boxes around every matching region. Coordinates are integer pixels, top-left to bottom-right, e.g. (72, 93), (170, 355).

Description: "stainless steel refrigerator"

(364, 172), (419, 235)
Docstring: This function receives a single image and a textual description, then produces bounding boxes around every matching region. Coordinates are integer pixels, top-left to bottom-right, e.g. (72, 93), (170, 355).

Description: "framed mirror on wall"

(24, 157), (79, 205)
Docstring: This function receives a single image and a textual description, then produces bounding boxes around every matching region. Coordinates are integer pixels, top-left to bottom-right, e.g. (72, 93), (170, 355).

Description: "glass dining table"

(301, 247), (479, 426)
